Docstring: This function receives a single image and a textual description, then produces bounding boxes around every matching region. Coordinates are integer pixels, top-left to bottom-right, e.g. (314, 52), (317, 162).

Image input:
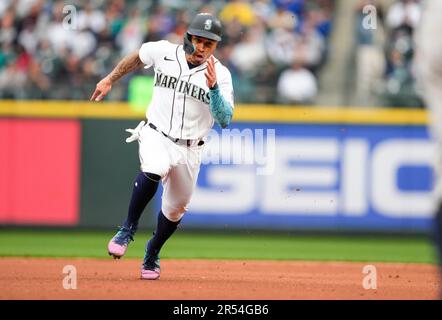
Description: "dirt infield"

(0, 257), (439, 300)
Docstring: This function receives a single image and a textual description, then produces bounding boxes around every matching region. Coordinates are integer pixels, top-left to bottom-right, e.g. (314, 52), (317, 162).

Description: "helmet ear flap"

(183, 33), (195, 55)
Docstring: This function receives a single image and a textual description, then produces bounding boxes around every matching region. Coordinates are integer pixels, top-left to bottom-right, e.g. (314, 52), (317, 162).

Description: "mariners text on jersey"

(154, 71), (211, 104)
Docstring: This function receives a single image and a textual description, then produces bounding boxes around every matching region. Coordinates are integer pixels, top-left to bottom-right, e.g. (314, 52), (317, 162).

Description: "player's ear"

(183, 33), (195, 55)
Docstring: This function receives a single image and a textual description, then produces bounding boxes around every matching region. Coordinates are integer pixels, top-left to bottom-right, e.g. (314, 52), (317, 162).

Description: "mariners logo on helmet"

(204, 19), (212, 30)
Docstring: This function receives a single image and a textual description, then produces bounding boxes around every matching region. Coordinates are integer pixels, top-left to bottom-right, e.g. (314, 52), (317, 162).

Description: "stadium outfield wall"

(0, 101), (433, 233)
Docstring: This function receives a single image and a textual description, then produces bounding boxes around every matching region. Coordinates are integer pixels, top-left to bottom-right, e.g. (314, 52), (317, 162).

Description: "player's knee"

(163, 210), (185, 222)
(162, 203), (187, 222)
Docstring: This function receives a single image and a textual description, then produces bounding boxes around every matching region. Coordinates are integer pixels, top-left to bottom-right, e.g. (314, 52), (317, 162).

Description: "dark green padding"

(80, 119), (159, 228)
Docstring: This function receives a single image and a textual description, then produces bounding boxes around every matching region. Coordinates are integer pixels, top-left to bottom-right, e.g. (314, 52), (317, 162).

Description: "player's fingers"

(90, 89), (100, 101)
(206, 70), (215, 83)
(93, 88), (107, 101)
(207, 59), (214, 73)
(207, 66), (213, 78)
(96, 92), (107, 101)
(209, 64), (216, 77)
(206, 66), (215, 78)
(205, 72), (214, 85)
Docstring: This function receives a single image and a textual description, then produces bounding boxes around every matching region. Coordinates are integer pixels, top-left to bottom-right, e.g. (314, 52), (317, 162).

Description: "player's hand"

(90, 76), (112, 102)
(205, 56), (217, 89)
(125, 120), (146, 143)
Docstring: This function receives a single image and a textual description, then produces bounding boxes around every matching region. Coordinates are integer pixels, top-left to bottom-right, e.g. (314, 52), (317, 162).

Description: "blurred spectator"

(386, 0), (421, 31)
(15, 0), (41, 19)
(0, 1), (13, 18)
(116, 7), (146, 56)
(219, 0), (256, 27)
(165, 10), (189, 44)
(267, 4), (297, 30)
(273, 0), (304, 20)
(230, 20), (267, 76)
(18, 18), (39, 54)
(77, 3), (106, 35)
(277, 60), (318, 104)
(354, 0), (386, 105)
(295, 11), (326, 69)
(382, 0), (423, 107)
(351, 0), (424, 107)
(252, 0), (276, 21)
(45, 1), (75, 56)
(144, 5), (175, 42)
(0, 45), (29, 99)
(0, 9), (17, 46)
(27, 58), (51, 98)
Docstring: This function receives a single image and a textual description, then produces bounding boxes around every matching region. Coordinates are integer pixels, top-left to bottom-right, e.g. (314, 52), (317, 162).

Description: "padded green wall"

(80, 119), (158, 228)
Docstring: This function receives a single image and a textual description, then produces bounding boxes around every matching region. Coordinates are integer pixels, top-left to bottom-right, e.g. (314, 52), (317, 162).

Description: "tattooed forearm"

(107, 51), (144, 84)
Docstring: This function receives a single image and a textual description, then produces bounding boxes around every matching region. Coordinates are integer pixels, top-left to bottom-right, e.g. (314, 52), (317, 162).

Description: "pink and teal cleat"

(140, 241), (161, 280)
(107, 225), (136, 259)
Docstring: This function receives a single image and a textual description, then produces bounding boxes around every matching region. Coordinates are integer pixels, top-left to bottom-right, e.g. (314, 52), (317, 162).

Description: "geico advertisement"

(183, 123), (435, 231)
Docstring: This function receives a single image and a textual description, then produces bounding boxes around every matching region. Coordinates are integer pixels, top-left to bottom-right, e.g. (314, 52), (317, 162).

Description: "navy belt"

(148, 123), (204, 147)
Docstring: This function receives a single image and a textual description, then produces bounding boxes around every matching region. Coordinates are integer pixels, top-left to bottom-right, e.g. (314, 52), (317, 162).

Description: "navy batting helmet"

(183, 13), (222, 54)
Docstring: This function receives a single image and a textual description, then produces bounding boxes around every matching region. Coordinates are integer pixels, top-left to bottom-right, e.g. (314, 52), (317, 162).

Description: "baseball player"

(90, 13), (234, 280)
(415, 0), (442, 297)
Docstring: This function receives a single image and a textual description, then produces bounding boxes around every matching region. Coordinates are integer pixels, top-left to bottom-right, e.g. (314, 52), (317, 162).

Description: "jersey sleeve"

(208, 64), (235, 128)
(138, 40), (170, 69)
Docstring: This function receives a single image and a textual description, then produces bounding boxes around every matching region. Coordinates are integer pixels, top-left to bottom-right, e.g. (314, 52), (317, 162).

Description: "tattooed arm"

(90, 51), (143, 102)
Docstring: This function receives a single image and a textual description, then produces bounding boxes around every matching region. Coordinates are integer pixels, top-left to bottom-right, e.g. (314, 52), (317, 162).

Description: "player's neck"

(187, 60), (199, 70)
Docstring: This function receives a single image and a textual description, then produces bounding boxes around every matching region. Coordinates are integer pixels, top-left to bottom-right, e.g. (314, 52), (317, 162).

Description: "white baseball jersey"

(139, 40), (234, 140)
(135, 40), (234, 222)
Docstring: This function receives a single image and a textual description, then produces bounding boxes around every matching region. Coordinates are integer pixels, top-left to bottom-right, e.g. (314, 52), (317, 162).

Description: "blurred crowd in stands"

(0, 0), (334, 104)
(0, 0), (426, 107)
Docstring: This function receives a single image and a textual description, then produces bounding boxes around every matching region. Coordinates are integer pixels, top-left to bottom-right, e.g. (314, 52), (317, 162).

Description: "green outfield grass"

(0, 229), (437, 264)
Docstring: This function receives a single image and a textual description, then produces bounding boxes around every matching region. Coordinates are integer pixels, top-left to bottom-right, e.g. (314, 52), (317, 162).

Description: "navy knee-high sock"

(148, 211), (181, 254)
(123, 172), (160, 230)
